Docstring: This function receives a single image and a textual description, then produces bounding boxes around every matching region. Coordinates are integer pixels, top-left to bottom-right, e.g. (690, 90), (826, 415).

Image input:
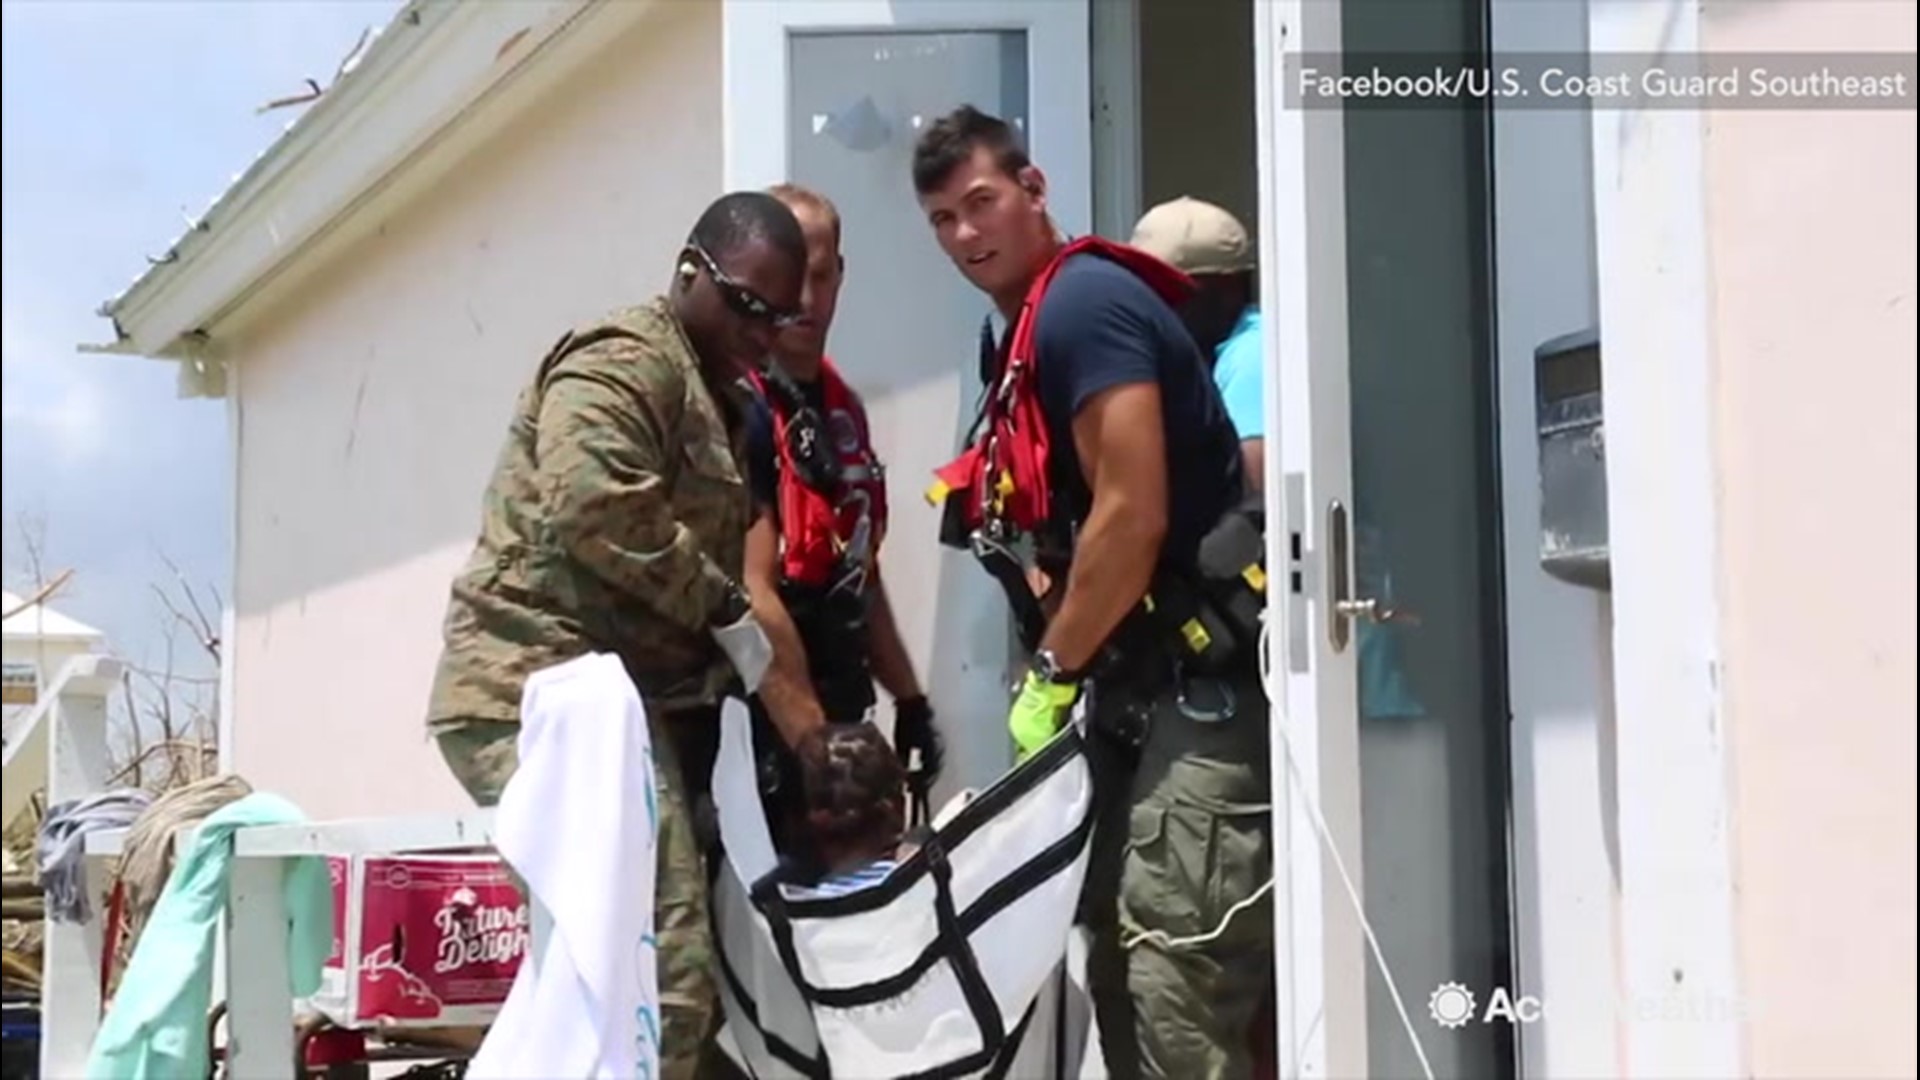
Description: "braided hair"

(797, 722), (907, 867)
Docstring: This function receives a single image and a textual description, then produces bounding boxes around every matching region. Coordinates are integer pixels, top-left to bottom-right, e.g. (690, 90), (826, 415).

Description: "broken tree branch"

(1, 568), (75, 621)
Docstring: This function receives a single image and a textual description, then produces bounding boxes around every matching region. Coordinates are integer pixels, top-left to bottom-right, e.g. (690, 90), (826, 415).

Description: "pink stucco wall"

(1705, 2), (1918, 1075)
(225, 2), (722, 819)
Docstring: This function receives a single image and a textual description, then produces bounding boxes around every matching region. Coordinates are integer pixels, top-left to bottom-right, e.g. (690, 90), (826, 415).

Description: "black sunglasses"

(686, 244), (801, 329)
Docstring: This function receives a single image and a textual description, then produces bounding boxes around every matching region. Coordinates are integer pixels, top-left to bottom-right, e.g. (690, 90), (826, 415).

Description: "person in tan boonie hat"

(1131, 196), (1265, 490)
(1131, 195), (1257, 277)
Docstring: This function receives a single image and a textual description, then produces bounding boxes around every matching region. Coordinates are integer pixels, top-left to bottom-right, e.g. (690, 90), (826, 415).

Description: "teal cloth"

(86, 792), (333, 1080)
(1355, 523), (1425, 720)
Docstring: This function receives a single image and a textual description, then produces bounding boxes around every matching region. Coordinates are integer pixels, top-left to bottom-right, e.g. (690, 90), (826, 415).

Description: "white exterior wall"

(1703, 2), (1917, 1075)
(1487, 1), (1620, 1075)
(223, 2), (722, 819)
(1594, 1), (1916, 1077)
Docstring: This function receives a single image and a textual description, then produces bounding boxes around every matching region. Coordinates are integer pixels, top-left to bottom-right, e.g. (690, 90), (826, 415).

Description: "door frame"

(1094, 8), (1379, 1062)
(1255, 0), (1524, 1073)
(1089, 0), (1142, 240)
(1252, 0), (1373, 1075)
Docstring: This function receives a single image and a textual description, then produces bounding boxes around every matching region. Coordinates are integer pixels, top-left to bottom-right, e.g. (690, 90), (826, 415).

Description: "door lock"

(1327, 499), (1355, 652)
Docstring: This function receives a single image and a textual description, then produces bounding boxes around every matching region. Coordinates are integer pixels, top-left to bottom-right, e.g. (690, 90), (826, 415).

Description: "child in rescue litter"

(791, 722), (911, 898)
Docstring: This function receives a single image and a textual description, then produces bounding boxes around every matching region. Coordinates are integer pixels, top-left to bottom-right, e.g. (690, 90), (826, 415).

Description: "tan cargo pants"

(1082, 666), (1276, 1080)
(434, 715), (716, 1080)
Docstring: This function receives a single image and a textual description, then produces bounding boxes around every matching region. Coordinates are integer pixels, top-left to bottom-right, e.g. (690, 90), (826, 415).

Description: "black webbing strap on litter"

(740, 730), (1096, 1077)
(753, 871), (810, 1004)
(894, 994), (1041, 1080)
(792, 804), (1093, 1011)
(929, 834), (1005, 1049)
(716, 934), (830, 1080)
(984, 998), (1041, 1080)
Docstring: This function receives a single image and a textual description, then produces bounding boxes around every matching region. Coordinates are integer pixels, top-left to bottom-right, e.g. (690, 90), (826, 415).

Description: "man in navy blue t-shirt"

(912, 105), (1274, 1080)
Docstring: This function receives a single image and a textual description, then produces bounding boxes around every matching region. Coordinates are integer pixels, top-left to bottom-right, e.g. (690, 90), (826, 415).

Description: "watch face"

(1035, 650), (1063, 683)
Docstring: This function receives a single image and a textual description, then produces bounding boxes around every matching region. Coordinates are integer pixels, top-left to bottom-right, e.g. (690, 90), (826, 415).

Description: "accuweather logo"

(1427, 982), (1477, 1028)
(1428, 982), (1545, 1027)
(1428, 982), (1748, 1027)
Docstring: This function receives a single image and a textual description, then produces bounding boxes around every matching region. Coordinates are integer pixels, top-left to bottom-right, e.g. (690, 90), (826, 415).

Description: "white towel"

(469, 653), (661, 1080)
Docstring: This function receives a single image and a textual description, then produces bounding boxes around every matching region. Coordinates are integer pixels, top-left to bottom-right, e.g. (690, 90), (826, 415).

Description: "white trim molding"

(1255, 0), (1369, 1074)
(92, 0), (660, 377)
(218, 353), (241, 774)
(1089, 0), (1141, 241)
(1589, 0), (1746, 1076)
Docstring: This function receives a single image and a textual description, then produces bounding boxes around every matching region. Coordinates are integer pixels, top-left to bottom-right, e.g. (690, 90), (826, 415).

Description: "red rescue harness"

(750, 357), (888, 589)
(928, 237), (1194, 535)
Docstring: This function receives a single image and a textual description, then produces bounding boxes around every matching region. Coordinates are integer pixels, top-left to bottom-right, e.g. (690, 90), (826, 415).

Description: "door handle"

(1340, 597), (1421, 626)
(1335, 597), (1380, 621)
(1328, 501), (1405, 651)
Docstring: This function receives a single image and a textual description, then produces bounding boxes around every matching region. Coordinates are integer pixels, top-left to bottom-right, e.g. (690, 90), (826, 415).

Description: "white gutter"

(94, 0), (449, 358)
(87, 0), (654, 381)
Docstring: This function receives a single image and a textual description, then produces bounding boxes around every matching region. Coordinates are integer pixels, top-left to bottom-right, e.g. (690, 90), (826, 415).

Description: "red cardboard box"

(313, 854), (527, 1027)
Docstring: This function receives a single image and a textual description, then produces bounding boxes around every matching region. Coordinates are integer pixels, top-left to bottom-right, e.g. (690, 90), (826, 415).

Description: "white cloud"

(3, 379), (108, 460)
(0, 304), (111, 462)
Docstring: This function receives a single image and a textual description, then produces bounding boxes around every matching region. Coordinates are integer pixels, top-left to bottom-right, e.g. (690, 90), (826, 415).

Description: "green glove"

(1009, 669), (1080, 759)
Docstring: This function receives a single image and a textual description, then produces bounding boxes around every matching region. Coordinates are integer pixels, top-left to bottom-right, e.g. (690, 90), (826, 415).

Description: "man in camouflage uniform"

(424, 191), (809, 1079)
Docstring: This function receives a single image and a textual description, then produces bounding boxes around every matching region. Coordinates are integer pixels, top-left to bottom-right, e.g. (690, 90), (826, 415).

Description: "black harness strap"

(716, 942), (831, 1080)
(930, 834), (1004, 1049)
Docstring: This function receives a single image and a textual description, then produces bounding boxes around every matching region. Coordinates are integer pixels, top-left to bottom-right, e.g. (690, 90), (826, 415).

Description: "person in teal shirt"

(1132, 196), (1422, 721)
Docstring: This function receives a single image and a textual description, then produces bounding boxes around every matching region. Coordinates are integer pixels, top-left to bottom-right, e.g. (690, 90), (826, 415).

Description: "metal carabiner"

(1175, 671), (1238, 724)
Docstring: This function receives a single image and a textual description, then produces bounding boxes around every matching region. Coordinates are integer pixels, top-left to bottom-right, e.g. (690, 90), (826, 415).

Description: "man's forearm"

(1038, 502), (1164, 673)
(865, 578), (922, 701)
(747, 585), (827, 747)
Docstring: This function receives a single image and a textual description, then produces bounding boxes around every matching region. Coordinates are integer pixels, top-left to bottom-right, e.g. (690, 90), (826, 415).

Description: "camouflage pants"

(434, 716), (717, 1080)
(1082, 668), (1276, 1080)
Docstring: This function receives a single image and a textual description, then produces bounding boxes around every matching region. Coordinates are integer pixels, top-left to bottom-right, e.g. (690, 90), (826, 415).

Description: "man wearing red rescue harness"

(740, 183), (943, 853)
(913, 107), (1275, 1079)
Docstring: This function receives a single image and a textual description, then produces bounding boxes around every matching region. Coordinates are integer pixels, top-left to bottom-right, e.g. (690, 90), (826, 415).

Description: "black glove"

(893, 695), (944, 791)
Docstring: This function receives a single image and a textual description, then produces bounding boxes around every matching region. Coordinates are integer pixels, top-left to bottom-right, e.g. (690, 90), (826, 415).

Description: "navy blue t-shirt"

(1027, 253), (1245, 566)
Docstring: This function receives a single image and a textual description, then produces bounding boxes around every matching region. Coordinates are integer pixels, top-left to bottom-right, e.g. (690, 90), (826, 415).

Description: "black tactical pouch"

(1194, 495), (1270, 650)
(1088, 684), (1154, 759)
(784, 582), (878, 725)
(1140, 568), (1245, 677)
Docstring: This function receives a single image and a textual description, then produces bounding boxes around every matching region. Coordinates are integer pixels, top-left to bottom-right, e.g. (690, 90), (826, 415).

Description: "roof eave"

(99, 0), (448, 354)
(94, 0), (640, 369)
(1, 632), (103, 646)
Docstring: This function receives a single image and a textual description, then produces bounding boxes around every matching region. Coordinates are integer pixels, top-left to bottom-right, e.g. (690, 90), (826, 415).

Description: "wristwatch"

(713, 579), (752, 628)
(1033, 648), (1080, 685)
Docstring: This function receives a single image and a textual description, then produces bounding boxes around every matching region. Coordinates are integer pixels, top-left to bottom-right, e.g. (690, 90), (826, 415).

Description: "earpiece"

(678, 260), (698, 281)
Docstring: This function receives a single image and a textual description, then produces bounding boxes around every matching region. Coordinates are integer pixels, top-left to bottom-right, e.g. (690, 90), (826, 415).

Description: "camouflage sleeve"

(534, 362), (732, 637)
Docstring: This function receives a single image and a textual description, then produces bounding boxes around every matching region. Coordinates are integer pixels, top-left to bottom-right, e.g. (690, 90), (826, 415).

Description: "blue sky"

(1, 0), (395, 683)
